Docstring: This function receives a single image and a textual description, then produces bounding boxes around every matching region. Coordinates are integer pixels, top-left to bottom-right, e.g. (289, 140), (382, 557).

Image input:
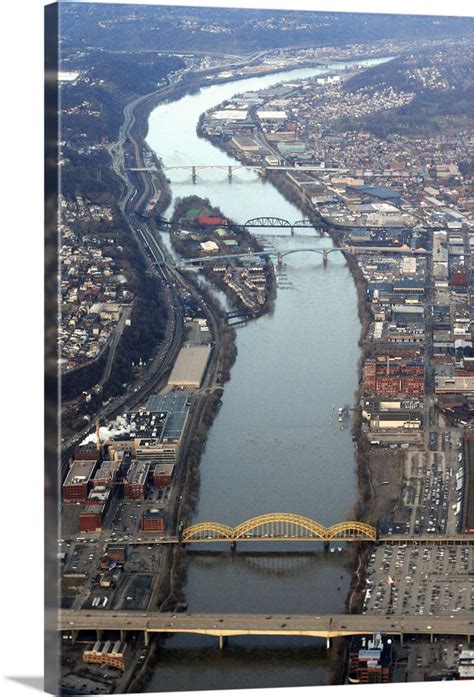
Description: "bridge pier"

(230, 541), (236, 552)
(96, 629), (103, 642)
(227, 166), (232, 181)
(326, 637), (331, 650)
(191, 166), (197, 184)
(120, 630), (127, 642)
(322, 249), (328, 265)
(290, 226), (294, 237)
(144, 630), (149, 647)
(324, 541), (330, 552)
(219, 635), (227, 650)
(277, 251), (283, 269)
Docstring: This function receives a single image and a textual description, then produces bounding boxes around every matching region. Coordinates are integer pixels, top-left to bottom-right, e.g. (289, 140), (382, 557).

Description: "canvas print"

(48, 1), (474, 693)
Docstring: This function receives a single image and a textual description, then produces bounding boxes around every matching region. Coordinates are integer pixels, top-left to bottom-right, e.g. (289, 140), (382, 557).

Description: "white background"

(1, 0), (473, 695)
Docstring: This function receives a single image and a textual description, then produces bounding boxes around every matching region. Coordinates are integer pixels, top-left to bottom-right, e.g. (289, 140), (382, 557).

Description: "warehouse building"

(123, 461), (150, 500)
(108, 394), (190, 467)
(461, 435), (474, 535)
(92, 460), (121, 487)
(168, 344), (212, 388)
(63, 460), (97, 502)
(153, 462), (174, 487)
(83, 641), (129, 671)
(79, 503), (106, 533)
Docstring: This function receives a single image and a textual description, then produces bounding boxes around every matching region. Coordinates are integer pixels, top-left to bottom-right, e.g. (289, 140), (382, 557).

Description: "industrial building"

(461, 435), (474, 535)
(92, 460), (121, 487)
(108, 393), (190, 468)
(73, 441), (100, 461)
(83, 641), (129, 671)
(167, 344), (212, 388)
(123, 461), (150, 500)
(79, 503), (106, 533)
(436, 376), (474, 395)
(153, 462), (174, 487)
(63, 460), (97, 502)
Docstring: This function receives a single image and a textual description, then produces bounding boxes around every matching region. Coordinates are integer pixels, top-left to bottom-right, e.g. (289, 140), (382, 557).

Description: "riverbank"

(126, 61), (374, 690)
(169, 195), (277, 319)
(196, 107), (379, 680)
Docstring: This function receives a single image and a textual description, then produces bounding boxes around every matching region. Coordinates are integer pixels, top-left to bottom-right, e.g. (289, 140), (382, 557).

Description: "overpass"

(59, 610), (474, 650)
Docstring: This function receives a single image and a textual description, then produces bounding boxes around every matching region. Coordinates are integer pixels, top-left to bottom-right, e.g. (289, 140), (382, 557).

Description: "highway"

(60, 609), (474, 641)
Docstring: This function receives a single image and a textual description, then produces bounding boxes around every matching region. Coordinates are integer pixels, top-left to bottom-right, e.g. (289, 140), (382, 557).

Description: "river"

(144, 59), (385, 691)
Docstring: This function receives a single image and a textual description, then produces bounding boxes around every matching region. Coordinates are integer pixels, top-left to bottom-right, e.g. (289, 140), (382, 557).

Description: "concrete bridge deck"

(60, 610), (474, 646)
(109, 533), (474, 547)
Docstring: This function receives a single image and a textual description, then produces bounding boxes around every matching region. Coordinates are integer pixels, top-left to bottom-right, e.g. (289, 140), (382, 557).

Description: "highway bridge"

(158, 164), (349, 180)
(179, 515), (376, 546)
(59, 610), (474, 650)
(108, 532), (474, 548)
(175, 247), (341, 268)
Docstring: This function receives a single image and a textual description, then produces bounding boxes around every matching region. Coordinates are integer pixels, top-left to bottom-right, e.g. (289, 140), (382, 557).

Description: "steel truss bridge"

(243, 217), (322, 236)
(180, 514), (376, 546)
(158, 215), (322, 236)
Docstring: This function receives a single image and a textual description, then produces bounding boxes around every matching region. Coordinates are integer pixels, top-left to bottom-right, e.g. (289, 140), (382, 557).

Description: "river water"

(144, 59), (384, 691)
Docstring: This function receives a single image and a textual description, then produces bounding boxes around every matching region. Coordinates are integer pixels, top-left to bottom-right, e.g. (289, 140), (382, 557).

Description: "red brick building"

(141, 509), (166, 533)
(106, 545), (127, 564)
(123, 461), (150, 500)
(363, 358), (424, 398)
(79, 503), (105, 533)
(63, 460), (97, 502)
(153, 463), (174, 488)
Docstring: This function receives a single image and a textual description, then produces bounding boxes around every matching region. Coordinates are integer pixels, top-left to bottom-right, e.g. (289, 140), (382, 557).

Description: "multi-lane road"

(60, 609), (474, 642)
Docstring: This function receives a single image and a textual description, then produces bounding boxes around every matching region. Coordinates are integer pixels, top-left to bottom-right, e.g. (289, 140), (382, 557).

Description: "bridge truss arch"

(182, 522), (234, 542)
(244, 217), (293, 229)
(181, 514), (376, 543)
(327, 521), (377, 542)
(233, 513), (328, 541)
(292, 219), (314, 228)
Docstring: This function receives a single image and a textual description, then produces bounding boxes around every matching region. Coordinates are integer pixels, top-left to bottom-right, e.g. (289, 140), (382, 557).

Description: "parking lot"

(362, 544), (474, 616)
(393, 638), (469, 681)
(380, 431), (462, 537)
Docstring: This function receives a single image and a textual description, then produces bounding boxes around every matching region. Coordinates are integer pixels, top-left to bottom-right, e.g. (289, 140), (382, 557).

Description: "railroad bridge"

(158, 215), (324, 237)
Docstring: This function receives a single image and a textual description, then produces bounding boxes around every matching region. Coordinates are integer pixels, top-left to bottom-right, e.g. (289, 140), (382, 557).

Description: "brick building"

(141, 509), (166, 533)
(123, 461), (150, 499)
(63, 460), (97, 502)
(153, 462), (174, 487)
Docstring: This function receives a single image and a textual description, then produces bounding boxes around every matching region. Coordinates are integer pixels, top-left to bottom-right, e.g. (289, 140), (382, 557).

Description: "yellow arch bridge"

(180, 514), (376, 548)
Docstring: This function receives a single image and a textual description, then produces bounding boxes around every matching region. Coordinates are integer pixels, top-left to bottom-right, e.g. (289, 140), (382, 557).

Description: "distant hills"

(60, 4), (474, 55)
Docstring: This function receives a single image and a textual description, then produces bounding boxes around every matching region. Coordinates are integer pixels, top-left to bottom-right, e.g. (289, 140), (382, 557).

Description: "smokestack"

(96, 419), (102, 457)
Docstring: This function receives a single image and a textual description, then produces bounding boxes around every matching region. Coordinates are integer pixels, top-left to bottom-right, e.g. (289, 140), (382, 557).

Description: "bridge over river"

(60, 610), (474, 650)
